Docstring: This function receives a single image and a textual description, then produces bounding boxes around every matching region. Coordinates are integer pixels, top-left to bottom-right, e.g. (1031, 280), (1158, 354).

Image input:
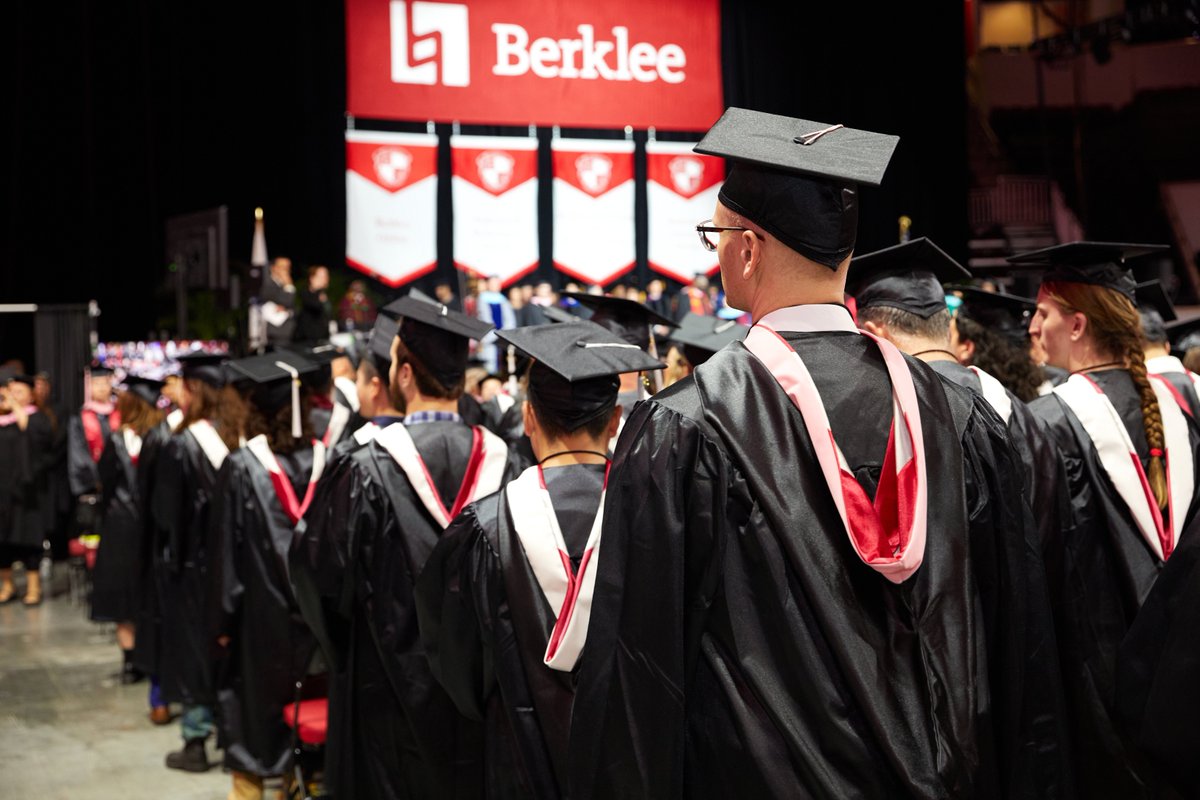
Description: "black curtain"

(34, 304), (91, 411)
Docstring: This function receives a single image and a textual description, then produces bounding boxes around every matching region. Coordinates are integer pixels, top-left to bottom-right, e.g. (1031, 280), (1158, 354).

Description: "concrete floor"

(0, 574), (230, 800)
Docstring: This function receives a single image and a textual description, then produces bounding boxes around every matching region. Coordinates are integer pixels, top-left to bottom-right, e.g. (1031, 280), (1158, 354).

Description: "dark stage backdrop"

(0, 0), (965, 366)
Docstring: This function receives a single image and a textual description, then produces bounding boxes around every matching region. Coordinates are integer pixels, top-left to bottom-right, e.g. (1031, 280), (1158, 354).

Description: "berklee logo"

(372, 146), (414, 188)
(668, 156), (704, 195)
(388, 1), (689, 88)
(390, 1), (471, 87)
(476, 150), (516, 192)
(575, 153), (613, 195)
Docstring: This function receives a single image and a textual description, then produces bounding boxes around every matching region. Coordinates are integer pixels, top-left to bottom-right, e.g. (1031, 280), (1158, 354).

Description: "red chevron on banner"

(552, 139), (635, 286)
(646, 140), (723, 283)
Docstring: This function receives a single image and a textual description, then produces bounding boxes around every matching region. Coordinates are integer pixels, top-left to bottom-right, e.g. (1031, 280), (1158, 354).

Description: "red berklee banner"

(552, 139), (635, 286)
(345, 130), (439, 287)
(346, 0), (722, 130)
(646, 140), (724, 283)
(451, 135), (540, 286)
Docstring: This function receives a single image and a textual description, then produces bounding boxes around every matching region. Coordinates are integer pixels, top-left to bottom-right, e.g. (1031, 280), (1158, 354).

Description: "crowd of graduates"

(2, 108), (1199, 799)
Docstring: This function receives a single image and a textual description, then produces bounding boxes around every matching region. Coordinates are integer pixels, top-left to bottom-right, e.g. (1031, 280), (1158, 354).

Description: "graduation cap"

(1166, 315), (1200, 353)
(669, 313), (749, 367)
(89, 365), (115, 378)
(541, 305), (579, 324)
(695, 107), (900, 269)
(226, 351), (319, 438)
(495, 321), (665, 431)
(6, 374), (35, 389)
(407, 286), (438, 305)
(560, 292), (675, 353)
(847, 238), (971, 318)
(1134, 280), (1177, 323)
(278, 343), (341, 389)
(954, 287), (1036, 344)
(1007, 241), (1169, 302)
(0, 366), (15, 385)
(176, 351), (228, 388)
(380, 296), (493, 392)
(366, 313), (400, 376)
(122, 375), (164, 407)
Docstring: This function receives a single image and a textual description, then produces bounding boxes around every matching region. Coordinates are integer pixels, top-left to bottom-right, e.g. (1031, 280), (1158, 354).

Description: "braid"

(1126, 340), (1169, 510)
(1046, 281), (1168, 510)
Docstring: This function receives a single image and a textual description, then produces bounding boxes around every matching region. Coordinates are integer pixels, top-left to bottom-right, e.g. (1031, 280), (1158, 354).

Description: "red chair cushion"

(283, 698), (328, 746)
(68, 538), (88, 558)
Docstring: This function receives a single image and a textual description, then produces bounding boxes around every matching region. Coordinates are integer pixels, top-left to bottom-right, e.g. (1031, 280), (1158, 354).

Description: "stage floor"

(0, 571), (229, 800)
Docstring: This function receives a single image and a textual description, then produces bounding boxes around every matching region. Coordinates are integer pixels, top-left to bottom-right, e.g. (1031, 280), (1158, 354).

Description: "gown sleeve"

(414, 502), (495, 722)
(568, 397), (730, 800)
(96, 435), (120, 527)
(207, 458), (246, 648)
(151, 436), (190, 574)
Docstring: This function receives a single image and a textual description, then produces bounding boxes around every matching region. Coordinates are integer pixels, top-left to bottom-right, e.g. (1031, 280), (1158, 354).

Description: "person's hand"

(217, 635), (230, 648)
(11, 403), (28, 430)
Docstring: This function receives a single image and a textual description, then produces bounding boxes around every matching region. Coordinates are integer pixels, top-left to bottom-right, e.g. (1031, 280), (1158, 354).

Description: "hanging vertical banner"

(345, 130), (439, 287)
(451, 136), (540, 286)
(646, 141), (723, 283)
(552, 139), (635, 286)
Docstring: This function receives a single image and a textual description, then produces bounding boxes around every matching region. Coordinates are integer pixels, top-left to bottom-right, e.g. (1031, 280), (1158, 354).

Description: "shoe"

(120, 651), (145, 685)
(165, 738), (210, 772)
(149, 706), (172, 726)
(0, 584), (15, 604)
(21, 593), (41, 607)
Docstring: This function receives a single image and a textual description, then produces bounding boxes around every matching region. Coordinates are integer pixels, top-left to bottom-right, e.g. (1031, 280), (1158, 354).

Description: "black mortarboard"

(123, 375), (164, 407)
(89, 365), (115, 378)
(0, 367), (15, 385)
(955, 287), (1036, 344)
(847, 238), (971, 318)
(669, 313), (749, 366)
(367, 313), (400, 376)
(407, 286), (438, 305)
(279, 343), (339, 389)
(227, 351), (319, 438)
(176, 351), (229, 388)
(496, 322), (664, 431)
(7, 374), (35, 389)
(1134, 280), (1177, 323)
(559, 293), (675, 352)
(381, 296), (493, 391)
(542, 305), (578, 324)
(1007, 241), (1169, 302)
(696, 107), (900, 269)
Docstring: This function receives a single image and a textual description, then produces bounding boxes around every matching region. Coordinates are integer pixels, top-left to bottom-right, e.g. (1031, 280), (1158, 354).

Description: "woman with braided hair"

(1018, 242), (1200, 800)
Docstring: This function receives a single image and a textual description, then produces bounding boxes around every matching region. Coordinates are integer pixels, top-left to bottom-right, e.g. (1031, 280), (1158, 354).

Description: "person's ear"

(740, 229), (762, 282)
(607, 406), (623, 439)
(522, 398), (537, 437)
(956, 339), (975, 364)
(860, 319), (886, 338)
(1070, 312), (1088, 342)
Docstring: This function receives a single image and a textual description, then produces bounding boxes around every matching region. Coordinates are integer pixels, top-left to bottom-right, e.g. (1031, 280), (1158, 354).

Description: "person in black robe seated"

(92, 376), (164, 683)
(210, 351), (323, 800)
(568, 108), (1070, 799)
(1021, 241), (1200, 799)
(0, 374), (54, 605)
(416, 320), (664, 799)
(291, 297), (521, 800)
(1135, 280), (1200, 419)
(151, 352), (245, 773)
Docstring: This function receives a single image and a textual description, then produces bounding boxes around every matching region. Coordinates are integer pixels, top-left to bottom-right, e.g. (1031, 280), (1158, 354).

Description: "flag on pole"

(345, 130), (439, 287)
(451, 136), (540, 286)
(646, 141), (723, 283)
(552, 139), (635, 287)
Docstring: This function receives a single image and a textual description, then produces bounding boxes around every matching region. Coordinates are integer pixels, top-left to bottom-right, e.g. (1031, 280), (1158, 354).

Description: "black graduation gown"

(131, 417), (175, 676)
(569, 333), (1070, 800)
(91, 430), (143, 622)
(67, 409), (114, 498)
(210, 446), (317, 777)
(1030, 369), (1200, 799)
(417, 463), (606, 800)
(151, 428), (224, 706)
(1152, 371), (1200, 419)
(0, 416), (44, 553)
(1114, 499), (1200, 799)
(291, 422), (522, 800)
(928, 360), (1073, 552)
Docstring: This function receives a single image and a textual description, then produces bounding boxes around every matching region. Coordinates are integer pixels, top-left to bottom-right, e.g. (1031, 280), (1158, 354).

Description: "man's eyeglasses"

(695, 220), (765, 252)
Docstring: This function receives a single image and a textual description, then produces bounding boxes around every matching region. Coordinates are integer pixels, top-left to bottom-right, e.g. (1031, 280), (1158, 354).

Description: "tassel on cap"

(274, 360), (302, 438)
